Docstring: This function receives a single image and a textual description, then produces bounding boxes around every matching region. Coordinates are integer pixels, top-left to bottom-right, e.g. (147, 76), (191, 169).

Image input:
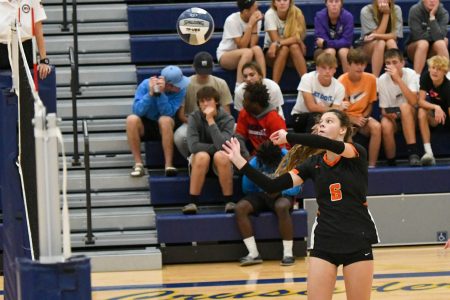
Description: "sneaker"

(182, 203), (198, 214)
(239, 255), (263, 266)
(420, 153), (436, 166)
(224, 202), (236, 213)
(165, 166), (178, 177)
(280, 256), (296, 266)
(408, 154), (421, 167)
(130, 163), (145, 177)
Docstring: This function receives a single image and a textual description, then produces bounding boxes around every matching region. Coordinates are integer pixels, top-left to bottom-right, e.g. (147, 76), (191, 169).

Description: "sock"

(189, 194), (199, 205)
(406, 143), (419, 156)
(243, 236), (259, 258)
(222, 195), (233, 204)
(282, 240), (293, 257)
(387, 158), (396, 166)
(424, 143), (434, 156)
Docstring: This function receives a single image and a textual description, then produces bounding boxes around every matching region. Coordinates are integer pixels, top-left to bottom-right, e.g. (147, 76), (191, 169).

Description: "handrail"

(82, 120), (95, 245)
(61, 0), (69, 32)
(69, 47), (80, 166)
(69, 0), (81, 166)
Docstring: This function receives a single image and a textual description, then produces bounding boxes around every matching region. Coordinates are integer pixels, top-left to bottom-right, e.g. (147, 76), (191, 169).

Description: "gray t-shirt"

(360, 4), (403, 38)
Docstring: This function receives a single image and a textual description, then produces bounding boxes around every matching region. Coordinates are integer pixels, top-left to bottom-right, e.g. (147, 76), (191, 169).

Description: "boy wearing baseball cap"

(126, 65), (189, 177)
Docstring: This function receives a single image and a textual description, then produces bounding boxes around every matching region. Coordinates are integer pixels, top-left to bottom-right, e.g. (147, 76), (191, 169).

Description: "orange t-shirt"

(338, 72), (377, 117)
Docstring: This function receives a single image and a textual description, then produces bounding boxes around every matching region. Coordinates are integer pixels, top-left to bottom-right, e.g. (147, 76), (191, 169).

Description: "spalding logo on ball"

(177, 7), (214, 46)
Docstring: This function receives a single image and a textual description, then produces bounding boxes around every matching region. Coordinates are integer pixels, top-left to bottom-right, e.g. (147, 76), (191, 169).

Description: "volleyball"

(176, 7), (214, 46)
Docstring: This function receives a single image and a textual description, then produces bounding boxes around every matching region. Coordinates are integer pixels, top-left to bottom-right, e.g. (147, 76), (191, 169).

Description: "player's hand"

(221, 137), (245, 168)
(270, 129), (288, 145)
(38, 63), (51, 80)
(434, 106), (446, 124)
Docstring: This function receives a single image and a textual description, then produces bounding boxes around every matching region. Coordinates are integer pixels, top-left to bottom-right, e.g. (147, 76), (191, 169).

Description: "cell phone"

(385, 107), (401, 114)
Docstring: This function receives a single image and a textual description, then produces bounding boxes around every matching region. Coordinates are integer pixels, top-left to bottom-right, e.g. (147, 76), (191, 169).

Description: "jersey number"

(329, 183), (342, 201)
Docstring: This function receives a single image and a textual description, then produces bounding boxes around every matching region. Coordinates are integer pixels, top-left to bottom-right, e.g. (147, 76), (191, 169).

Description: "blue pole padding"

(17, 256), (92, 300)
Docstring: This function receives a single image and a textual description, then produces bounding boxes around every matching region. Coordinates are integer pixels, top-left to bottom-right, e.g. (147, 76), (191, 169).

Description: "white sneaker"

(420, 153), (436, 166)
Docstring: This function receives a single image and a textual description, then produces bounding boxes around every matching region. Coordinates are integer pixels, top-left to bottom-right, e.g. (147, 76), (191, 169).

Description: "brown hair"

(347, 48), (369, 65)
(196, 86), (220, 108)
(315, 52), (338, 68)
(242, 61), (264, 77)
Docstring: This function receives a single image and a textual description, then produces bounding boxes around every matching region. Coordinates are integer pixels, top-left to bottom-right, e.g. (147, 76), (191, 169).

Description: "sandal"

(130, 163), (145, 177)
(165, 166), (178, 177)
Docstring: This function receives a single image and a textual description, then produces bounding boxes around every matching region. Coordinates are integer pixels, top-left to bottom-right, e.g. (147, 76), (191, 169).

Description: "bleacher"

(2, 0), (449, 270)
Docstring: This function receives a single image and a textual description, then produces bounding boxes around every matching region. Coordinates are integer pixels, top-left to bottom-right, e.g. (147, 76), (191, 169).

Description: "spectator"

(182, 87), (236, 214)
(338, 48), (381, 167)
(234, 62), (285, 118)
(236, 141), (312, 266)
(407, 0), (449, 75)
(360, 0), (403, 77)
(174, 52), (232, 158)
(417, 55), (450, 166)
(0, 0), (51, 79)
(126, 65), (189, 177)
(379, 49), (421, 166)
(264, 0), (307, 83)
(314, 0), (354, 73)
(216, 0), (266, 87)
(291, 52), (346, 134)
(235, 82), (287, 159)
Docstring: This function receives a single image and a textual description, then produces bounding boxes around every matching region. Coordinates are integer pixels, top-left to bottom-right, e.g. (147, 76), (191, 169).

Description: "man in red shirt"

(235, 82), (287, 158)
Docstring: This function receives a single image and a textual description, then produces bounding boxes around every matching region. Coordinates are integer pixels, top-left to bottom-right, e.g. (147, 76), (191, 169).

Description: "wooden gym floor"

(0, 245), (449, 299)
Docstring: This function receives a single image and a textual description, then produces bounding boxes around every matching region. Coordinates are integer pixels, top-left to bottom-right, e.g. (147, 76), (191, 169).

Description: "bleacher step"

(45, 34), (130, 55)
(51, 52), (131, 66)
(58, 97), (132, 119)
(60, 118), (126, 133)
(57, 84), (135, 99)
(78, 248), (162, 272)
(45, 4), (127, 24)
(62, 132), (142, 154)
(70, 206), (155, 232)
(56, 65), (137, 87)
(61, 153), (136, 169)
(44, 22), (129, 35)
(71, 230), (157, 248)
(66, 168), (148, 191)
(66, 191), (150, 208)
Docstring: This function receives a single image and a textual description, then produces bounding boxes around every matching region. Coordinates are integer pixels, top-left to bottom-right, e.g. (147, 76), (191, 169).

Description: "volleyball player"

(222, 109), (379, 300)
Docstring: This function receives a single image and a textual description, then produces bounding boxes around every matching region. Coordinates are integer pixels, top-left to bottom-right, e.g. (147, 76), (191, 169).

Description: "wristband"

(40, 58), (50, 65)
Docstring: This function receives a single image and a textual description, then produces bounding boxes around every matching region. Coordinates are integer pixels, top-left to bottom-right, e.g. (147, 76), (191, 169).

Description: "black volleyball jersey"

(293, 143), (379, 253)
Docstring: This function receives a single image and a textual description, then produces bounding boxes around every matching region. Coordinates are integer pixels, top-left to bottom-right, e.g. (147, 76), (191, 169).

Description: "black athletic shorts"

(310, 248), (374, 267)
(0, 40), (33, 70)
(140, 115), (181, 141)
(241, 192), (294, 215)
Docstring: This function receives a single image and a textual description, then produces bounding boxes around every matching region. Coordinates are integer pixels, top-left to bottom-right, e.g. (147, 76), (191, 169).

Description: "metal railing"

(82, 120), (95, 245)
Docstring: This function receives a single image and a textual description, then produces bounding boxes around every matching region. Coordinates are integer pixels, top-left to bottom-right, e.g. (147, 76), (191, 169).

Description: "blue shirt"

(132, 79), (187, 120)
(242, 148), (302, 197)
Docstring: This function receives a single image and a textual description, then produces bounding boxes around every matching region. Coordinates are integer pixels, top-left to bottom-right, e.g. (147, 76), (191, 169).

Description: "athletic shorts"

(241, 192), (294, 215)
(310, 248), (373, 267)
(140, 116), (181, 141)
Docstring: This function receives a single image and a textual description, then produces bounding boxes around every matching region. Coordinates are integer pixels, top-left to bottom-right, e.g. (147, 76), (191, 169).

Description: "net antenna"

(9, 7), (72, 263)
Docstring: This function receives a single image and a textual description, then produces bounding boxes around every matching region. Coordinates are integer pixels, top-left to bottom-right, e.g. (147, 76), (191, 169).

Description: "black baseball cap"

(193, 51), (213, 75)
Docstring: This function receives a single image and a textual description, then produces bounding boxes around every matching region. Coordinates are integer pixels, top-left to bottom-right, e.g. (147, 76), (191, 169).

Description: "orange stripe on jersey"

(323, 153), (341, 167)
(349, 143), (360, 157)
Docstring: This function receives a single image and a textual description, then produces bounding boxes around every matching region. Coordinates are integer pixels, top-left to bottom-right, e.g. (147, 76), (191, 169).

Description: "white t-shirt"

(216, 12), (262, 61)
(234, 78), (285, 118)
(378, 67), (419, 108)
(0, 0), (47, 43)
(291, 71), (345, 114)
(263, 8), (285, 49)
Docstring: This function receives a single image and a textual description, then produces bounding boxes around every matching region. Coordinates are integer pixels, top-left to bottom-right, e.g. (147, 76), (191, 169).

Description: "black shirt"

(420, 72), (450, 118)
(294, 143), (379, 253)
